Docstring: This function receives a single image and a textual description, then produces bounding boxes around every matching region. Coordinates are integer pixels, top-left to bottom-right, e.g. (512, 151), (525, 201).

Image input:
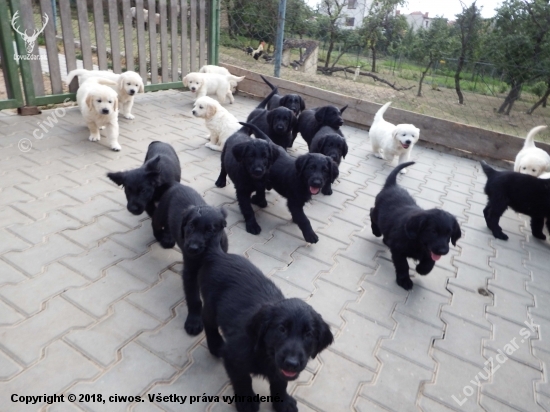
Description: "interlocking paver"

(8, 210), (82, 244)
(273, 252), (330, 291)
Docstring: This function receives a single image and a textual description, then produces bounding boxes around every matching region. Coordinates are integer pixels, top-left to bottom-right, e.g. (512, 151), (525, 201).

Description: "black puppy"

(267, 147), (339, 243)
(481, 161), (550, 240)
(246, 88), (297, 150)
(260, 75), (306, 116)
(293, 104), (348, 148)
(107, 141), (181, 216)
(309, 125), (348, 165)
(370, 162), (461, 290)
(215, 124), (279, 235)
(198, 224), (333, 412)
(152, 184), (228, 335)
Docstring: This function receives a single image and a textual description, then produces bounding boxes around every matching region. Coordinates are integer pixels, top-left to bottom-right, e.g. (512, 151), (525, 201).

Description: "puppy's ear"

(247, 304), (275, 352)
(340, 104), (348, 114)
(86, 95), (94, 111)
(405, 213), (426, 240)
(218, 207), (228, 228)
(328, 157), (339, 183)
(232, 143), (248, 162)
(182, 75), (188, 87)
(118, 76), (124, 91)
(180, 206), (197, 238)
(315, 135), (327, 152)
(113, 97), (118, 113)
(314, 107), (328, 124)
(269, 143), (280, 163)
(206, 103), (217, 118)
(299, 97), (306, 112)
(289, 112), (298, 130)
(341, 138), (348, 159)
(311, 310), (333, 359)
(145, 155), (162, 184)
(451, 218), (461, 246)
(106, 171), (126, 186)
(295, 155), (309, 176)
(138, 79), (144, 93)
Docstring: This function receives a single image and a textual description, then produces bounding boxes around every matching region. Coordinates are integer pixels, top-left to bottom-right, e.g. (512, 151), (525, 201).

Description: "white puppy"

(67, 69), (144, 120)
(182, 72), (245, 104)
(199, 65), (239, 91)
(76, 78), (121, 151)
(192, 96), (243, 151)
(369, 102), (420, 173)
(514, 125), (550, 177)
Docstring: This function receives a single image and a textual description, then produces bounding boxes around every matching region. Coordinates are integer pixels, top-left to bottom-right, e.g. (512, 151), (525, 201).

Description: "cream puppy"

(182, 72), (245, 104)
(199, 65), (239, 91)
(514, 125), (550, 177)
(192, 96), (242, 151)
(76, 78), (121, 151)
(67, 69), (144, 120)
(369, 102), (420, 173)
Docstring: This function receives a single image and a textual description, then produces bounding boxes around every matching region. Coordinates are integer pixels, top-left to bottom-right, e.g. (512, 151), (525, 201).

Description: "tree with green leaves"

(318, 0), (349, 69)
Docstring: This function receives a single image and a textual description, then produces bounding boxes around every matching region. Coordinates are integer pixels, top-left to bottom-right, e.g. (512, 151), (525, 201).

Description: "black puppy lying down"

(260, 75), (306, 116)
(370, 162), (461, 290)
(152, 184), (228, 335)
(107, 141), (181, 216)
(215, 125), (279, 235)
(481, 161), (550, 240)
(198, 222), (333, 412)
(293, 104), (347, 148)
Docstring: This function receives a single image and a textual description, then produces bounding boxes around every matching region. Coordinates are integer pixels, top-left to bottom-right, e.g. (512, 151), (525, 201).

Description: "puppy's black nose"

(283, 356), (300, 370)
(192, 110), (196, 115)
(187, 244), (200, 253)
(405, 140), (411, 144)
(101, 108), (110, 114)
(129, 89), (136, 95)
(253, 167), (264, 175)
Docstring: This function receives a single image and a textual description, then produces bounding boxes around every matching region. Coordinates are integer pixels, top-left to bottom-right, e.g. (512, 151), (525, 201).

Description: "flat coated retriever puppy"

(293, 104), (348, 148)
(309, 125), (348, 165)
(370, 162), (461, 290)
(198, 223), (333, 412)
(260, 75), (306, 116)
(481, 160), (550, 240)
(107, 141), (180, 216)
(215, 125), (279, 235)
(152, 184), (228, 335)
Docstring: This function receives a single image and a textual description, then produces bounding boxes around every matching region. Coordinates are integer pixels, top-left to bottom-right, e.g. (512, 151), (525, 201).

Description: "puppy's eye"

(278, 325), (286, 334)
(199, 106), (203, 109)
(127, 83), (131, 85)
(522, 167), (526, 170)
(533, 169), (536, 172)
(97, 99), (102, 103)
(108, 100), (112, 104)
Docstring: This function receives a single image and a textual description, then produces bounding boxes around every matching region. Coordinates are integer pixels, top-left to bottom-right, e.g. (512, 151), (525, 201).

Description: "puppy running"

(107, 141), (181, 216)
(215, 123), (279, 235)
(197, 219), (333, 412)
(182, 72), (245, 104)
(76, 77), (121, 151)
(152, 185), (228, 335)
(294, 105), (347, 148)
(260, 75), (306, 116)
(67, 69), (144, 120)
(514, 125), (550, 177)
(481, 161), (550, 241)
(369, 102), (420, 174)
(370, 162), (461, 290)
(192, 96), (241, 151)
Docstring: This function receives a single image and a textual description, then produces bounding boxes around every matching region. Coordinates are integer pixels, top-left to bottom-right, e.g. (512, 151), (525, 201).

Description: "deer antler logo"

(11, 11), (49, 54)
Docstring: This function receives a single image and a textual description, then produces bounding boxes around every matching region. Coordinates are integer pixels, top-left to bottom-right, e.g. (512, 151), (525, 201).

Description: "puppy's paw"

(123, 113), (135, 120)
(416, 260), (435, 275)
(207, 342), (223, 358)
(532, 232), (547, 240)
(88, 134), (100, 142)
(304, 231), (319, 244)
(373, 153), (384, 159)
(184, 315), (204, 336)
(246, 220), (262, 235)
(274, 395), (298, 412)
(215, 178), (227, 188)
(157, 233), (176, 249)
(397, 276), (413, 290)
(321, 186), (333, 196)
(493, 231), (509, 241)
(399, 168), (408, 174)
(236, 399), (260, 412)
(205, 142), (222, 151)
(111, 142), (122, 151)
(250, 194), (267, 208)
(371, 223), (382, 237)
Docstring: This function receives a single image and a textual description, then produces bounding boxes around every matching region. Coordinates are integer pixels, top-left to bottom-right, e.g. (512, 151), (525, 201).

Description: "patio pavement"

(0, 90), (549, 412)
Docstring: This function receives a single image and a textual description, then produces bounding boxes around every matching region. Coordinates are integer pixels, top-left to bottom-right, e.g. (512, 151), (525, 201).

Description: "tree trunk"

(498, 82), (522, 115)
(527, 84), (550, 114)
(455, 55), (465, 104)
(371, 46), (377, 72)
(417, 60), (433, 97)
(325, 38), (335, 69)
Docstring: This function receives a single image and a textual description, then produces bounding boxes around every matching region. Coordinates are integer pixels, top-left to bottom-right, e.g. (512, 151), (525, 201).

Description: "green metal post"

(208, 0), (220, 65)
(0, 0), (24, 110)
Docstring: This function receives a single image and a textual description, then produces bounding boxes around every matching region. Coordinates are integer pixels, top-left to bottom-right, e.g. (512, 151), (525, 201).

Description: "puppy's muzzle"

(192, 110), (197, 116)
(190, 87), (197, 92)
(101, 108), (110, 115)
(251, 167), (265, 178)
(129, 89), (136, 95)
(401, 140), (411, 149)
(185, 243), (202, 255)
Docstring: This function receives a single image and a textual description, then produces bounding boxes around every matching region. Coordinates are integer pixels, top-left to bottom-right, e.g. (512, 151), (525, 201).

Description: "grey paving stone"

(8, 210), (82, 244)
(448, 261), (493, 293)
(0, 229), (31, 255)
(395, 285), (449, 329)
(417, 395), (458, 412)
(320, 255), (374, 293)
(226, 225), (268, 255)
(0, 348), (22, 379)
(109, 223), (156, 255)
(15, 174), (77, 198)
(62, 215), (131, 249)
(245, 249), (287, 277)
(486, 285), (534, 327)
(62, 196), (123, 224)
(0, 298), (24, 326)
(306, 278), (359, 328)
(252, 231), (306, 264)
(0, 205), (33, 229)
(273, 252), (330, 291)
(442, 285), (492, 330)
(479, 395), (525, 412)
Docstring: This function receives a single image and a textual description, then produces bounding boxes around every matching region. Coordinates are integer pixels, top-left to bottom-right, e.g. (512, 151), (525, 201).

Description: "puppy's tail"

(260, 75), (276, 91)
(255, 86), (279, 110)
(384, 162), (415, 188)
(523, 125), (547, 148)
(374, 102), (392, 123)
(238, 122), (273, 144)
(65, 69), (89, 86)
(480, 160), (498, 178)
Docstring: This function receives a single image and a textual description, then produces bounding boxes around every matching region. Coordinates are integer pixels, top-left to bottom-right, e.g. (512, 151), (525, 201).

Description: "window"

(346, 17), (355, 26)
(348, 0), (357, 9)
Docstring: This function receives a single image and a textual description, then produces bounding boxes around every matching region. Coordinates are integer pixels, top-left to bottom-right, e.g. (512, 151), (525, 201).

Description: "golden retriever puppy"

(192, 96), (242, 151)
(370, 102), (420, 174)
(67, 69), (144, 120)
(514, 125), (550, 177)
(76, 78), (121, 151)
(182, 72), (245, 104)
(199, 65), (239, 92)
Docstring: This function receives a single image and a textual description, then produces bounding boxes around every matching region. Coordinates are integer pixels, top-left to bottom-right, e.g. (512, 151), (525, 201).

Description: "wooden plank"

(107, 0), (121, 73)
(38, 0), (62, 94)
(221, 64), (550, 162)
(18, 0), (45, 96)
(121, 0), (134, 71)
(189, 0), (197, 72)
(170, 0), (178, 82)
(199, 0), (205, 67)
(147, 0), (158, 84)
(180, 0), (189, 77)
(159, 0), (169, 82)
(75, 0), (93, 69)
(92, 0), (108, 70)
(135, 0), (147, 80)
(58, 0), (77, 92)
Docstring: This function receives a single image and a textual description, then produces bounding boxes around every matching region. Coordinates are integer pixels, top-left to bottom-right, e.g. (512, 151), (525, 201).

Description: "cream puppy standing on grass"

(76, 78), (121, 151)
(182, 72), (245, 104)
(67, 69), (144, 120)
(192, 96), (242, 151)
(369, 102), (420, 173)
(514, 125), (550, 177)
